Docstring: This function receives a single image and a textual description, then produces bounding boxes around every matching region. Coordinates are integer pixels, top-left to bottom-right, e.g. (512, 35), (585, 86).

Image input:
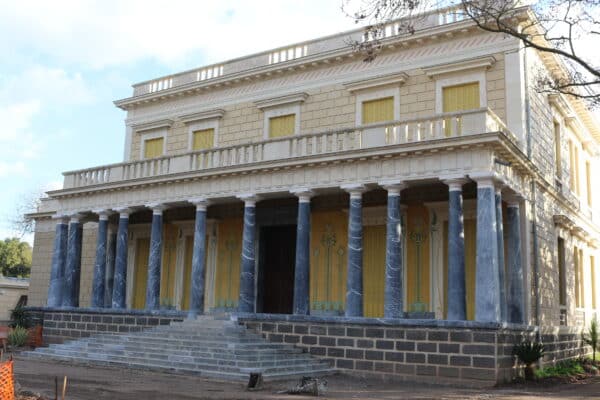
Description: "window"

(554, 121), (562, 178)
(144, 137), (164, 159)
(361, 97), (394, 124)
(575, 246), (584, 308)
(558, 237), (566, 306)
(268, 114), (296, 138)
(569, 141), (581, 195)
(442, 82), (480, 113)
(591, 255), (597, 310)
(586, 160), (592, 207)
(192, 128), (215, 150)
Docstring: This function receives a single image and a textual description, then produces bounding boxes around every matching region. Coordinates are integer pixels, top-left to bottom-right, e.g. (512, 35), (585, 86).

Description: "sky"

(0, 0), (360, 242)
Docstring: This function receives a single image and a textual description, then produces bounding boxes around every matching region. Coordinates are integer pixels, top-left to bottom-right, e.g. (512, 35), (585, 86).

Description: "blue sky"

(0, 0), (359, 242)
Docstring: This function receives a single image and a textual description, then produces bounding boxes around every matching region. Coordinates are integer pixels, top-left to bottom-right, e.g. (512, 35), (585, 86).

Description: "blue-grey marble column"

(495, 187), (507, 322)
(381, 183), (404, 319)
(62, 214), (83, 308)
(104, 228), (117, 307)
(343, 185), (365, 318)
(292, 189), (313, 315)
(91, 210), (110, 308)
(445, 178), (468, 321)
(474, 176), (501, 322)
(506, 198), (525, 324)
(112, 208), (131, 309)
(146, 204), (166, 310)
(188, 198), (209, 318)
(238, 195), (258, 313)
(47, 215), (69, 307)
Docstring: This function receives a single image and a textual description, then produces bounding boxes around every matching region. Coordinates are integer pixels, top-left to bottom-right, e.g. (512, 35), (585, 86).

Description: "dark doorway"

(258, 225), (296, 314)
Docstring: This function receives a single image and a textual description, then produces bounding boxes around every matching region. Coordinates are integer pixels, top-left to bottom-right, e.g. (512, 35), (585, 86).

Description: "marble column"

(292, 189), (313, 315)
(444, 177), (468, 321)
(495, 187), (507, 322)
(145, 204), (166, 310)
(47, 215), (69, 307)
(473, 175), (501, 322)
(188, 198), (209, 318)
(62, 214), (83, 308)
(91, 210), (110, 308)
(104, 227), (117, 307)
(381, 182), (405, 319)
(343, 185), (365, 318)
(238, 195), (258, 313)
(112, 208), (132, 309)
(506, 197), (525, 324)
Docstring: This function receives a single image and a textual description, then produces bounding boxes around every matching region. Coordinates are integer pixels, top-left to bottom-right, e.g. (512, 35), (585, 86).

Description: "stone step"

(85, 335), (289, 349)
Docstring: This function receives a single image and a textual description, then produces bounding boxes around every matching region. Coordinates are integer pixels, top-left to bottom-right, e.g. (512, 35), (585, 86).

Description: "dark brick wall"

(240, 317), (588, 385)
(29, 309), (184, 344)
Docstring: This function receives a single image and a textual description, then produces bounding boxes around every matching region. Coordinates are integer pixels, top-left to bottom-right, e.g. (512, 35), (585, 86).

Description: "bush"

(9, 305), (30, 329)
(513, 340), (545, 380)
(535, 359), (585, 378)
(8, 326), (28, 347)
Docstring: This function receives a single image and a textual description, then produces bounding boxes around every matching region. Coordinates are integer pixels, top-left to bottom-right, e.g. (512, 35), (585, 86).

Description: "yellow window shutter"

(362, 97), (394, 124)
(269, 114), (296, 138)
(192, 128), (215, 150)
(442, 82), (480, 113)
(144, 137), (164, 159)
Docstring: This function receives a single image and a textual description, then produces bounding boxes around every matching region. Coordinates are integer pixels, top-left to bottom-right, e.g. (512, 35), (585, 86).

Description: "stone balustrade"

(63, 108), (515, 190)
(131, 5), (470, 97)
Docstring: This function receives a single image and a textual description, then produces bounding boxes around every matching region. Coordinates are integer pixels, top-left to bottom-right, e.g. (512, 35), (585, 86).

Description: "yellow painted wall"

(214, 218), (243, 308)
(181, 234), (209, 310)
(160, 224), (178, 308)
(363, 225), (386, 317)
(133, 238), (149, 309)
(310, 210), (347, 313)
(406, 205), (430, 312)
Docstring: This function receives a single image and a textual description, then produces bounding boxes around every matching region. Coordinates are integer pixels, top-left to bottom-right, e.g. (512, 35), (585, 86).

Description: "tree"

(7, 188), (44, 238)
(0, 238), (32, 278)
(343, 0), (600, 106)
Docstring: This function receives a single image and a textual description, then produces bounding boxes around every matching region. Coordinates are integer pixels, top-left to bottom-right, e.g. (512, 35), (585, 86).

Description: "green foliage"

(535, 359), (585, 378)
(7, 326), (28, 347)
(583, 319), (599, 362)
(0, 238), (32, 277)
(513, 340), (545, 365)
(9, 305), (30, 329)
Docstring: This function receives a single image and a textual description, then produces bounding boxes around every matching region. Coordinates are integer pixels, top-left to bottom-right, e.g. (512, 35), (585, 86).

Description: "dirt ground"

(12, 357), (600, 400)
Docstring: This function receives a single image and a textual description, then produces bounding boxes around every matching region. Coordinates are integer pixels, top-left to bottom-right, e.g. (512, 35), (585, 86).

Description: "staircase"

(24, 315), (332, 381)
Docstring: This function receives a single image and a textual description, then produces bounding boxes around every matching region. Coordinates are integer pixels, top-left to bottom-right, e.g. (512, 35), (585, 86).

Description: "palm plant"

(583, 319), (599, 362)
(513, 340), (545, 380)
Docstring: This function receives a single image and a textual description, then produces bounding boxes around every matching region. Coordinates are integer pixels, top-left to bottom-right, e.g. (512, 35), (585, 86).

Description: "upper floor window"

(575, 246), (584, 308)
(442, 82), (480, 113)
(558, 237), (566, 307)
(586, 160), (592, 207)
(569, 140), (581, 195)
(192, 128), (215, 150)
(269, 114), (296, 138)
(143, 137), (164, 159)
(361, 97), (394, 125)
(554, 121), (562, 179)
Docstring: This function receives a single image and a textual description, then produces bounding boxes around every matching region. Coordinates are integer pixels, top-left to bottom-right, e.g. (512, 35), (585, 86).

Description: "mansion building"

(26, 6), (600, 384)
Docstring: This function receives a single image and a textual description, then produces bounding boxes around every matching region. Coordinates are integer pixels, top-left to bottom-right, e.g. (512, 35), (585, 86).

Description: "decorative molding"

(179, 109), (225, 125)
(343, 72), (409, 92)
(548, 94), (572, 119)
(131, 119), (174, 133)
(254, 92), (308, 110)
(422, 56), (496, 79)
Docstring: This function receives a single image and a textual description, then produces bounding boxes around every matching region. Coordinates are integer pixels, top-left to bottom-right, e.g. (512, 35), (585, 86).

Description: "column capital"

(505, 193), (524, 207)
(290, 188), (314, 203)
(92, 209), (112, 221)
(341, 184), (367, 198)
(237, 193), (260, 207)
(68, 213), (84, 224)
(469, 172), (503, 189)
(52, 213), (70, 224)
(441, 175), (469, 191)
(145, 203), (168, 215)
(114, 207), (133, 218)
(188, 197), (211, 211)
(379, 180), (406, 195)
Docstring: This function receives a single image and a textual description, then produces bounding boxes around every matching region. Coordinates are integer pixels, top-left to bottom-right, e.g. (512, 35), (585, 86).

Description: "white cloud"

(0, 1), (358, 69)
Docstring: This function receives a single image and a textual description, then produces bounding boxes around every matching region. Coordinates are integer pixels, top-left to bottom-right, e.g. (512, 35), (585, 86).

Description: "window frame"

(434, 71), (487, 114)
(263, 103), (301, 140)
(355, 87), (400, 127)
(187, 119), (219, 151)
(140, 129), (167, 159)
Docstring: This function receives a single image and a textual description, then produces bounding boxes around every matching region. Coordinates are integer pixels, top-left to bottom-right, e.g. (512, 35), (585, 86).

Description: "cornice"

(422, 56), (496, 79)
(180, 109), (225, 124)
(343, 72), (409, 92)
(130, 119), (174, 133)
(254, 92), (308, 110)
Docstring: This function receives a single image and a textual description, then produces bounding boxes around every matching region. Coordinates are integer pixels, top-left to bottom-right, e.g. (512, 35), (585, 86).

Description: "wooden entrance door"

(363, 225), (386, 317)
(132, 238), (150, 309)
(160, 224), (179, 308)
(406, 205), (431, 312)
(214, 218), (243, 309)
